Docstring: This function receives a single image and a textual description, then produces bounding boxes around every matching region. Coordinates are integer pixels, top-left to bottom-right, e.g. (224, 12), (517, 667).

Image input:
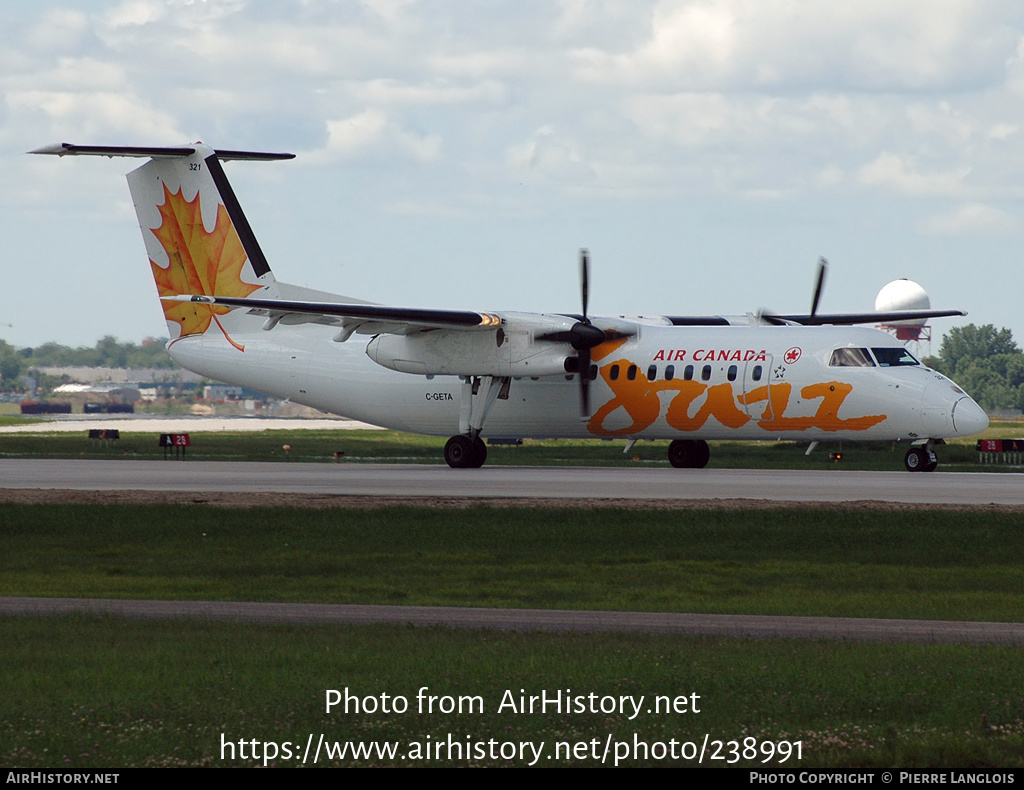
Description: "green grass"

(0, 425), (1018, 470)
(2, 504), (1022, 621)
(0, 415), (43, 427)
(3, 502), (1023, 768)
(2, 617), (1022, 767)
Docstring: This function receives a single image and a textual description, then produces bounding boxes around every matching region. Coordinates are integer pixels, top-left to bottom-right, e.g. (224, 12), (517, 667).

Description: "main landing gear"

(668, 439), (711, 469)
(444, 435), (488, 469)
(904, 444), (939, 473)
(444, 374), (510, 469)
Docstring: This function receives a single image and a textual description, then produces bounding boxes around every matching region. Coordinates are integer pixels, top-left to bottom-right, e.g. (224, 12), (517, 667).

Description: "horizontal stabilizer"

(30, 143), (294, 161)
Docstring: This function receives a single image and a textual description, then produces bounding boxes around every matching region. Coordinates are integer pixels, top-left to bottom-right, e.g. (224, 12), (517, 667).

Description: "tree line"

(922, 324), (1023, 412)
(0, 336), (174, 387)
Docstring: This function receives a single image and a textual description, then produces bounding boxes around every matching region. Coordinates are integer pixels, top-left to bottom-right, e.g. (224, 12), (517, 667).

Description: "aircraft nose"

(952, 396), (989, 436)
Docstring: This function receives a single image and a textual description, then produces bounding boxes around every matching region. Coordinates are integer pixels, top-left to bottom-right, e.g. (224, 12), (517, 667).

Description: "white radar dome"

(875, 279), (930, 340)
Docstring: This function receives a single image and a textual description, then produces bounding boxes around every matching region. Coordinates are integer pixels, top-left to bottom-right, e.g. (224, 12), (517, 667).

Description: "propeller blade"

(536, 321), (606, 350)
(578, 347), (591, 418)
(754, 308), (787, 327)
(579, 248), (590, 321)
(535, 330), (575, 343)
(810, 256), (828, 318)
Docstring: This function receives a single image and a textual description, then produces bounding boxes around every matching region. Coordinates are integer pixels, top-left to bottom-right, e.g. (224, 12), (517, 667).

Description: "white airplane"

(33, 142), (989, 472)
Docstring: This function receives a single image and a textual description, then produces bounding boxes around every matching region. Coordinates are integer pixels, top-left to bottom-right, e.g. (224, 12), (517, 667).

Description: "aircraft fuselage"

(168, 322), (986, 444)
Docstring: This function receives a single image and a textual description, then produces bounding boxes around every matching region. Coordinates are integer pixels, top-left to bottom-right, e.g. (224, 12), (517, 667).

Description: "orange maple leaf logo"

(149, 183), (260, 350)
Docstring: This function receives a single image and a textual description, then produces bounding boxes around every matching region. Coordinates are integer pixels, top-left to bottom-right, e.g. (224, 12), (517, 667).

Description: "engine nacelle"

(365, 314), (579, 377)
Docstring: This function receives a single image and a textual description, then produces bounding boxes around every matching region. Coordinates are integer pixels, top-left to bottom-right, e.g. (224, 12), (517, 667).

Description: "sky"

(3, 0), (1024, 352)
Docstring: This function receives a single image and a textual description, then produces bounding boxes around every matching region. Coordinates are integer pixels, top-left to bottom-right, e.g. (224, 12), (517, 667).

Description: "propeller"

(752, 256), (829, 326)
(810, 256), (828, 319)
(536, 249), (627, 418)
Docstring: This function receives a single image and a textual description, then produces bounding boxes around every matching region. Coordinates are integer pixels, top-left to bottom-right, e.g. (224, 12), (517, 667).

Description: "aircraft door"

(742, 355), (774, 421)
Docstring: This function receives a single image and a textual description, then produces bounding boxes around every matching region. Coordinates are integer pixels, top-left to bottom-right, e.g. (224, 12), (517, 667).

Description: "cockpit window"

(871, 347), (920, 367)
(829, 347), (875, 367)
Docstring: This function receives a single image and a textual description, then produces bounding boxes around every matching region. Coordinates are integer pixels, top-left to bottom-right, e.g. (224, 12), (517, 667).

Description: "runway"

(1, 458), (1023, 505)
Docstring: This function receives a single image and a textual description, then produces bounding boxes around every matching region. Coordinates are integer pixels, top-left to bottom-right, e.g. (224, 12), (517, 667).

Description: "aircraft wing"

(765, 309), (966, 326)
(163, 294), (501, 339)
(172, 294), (965, 335)
(665, 309), (966, 327)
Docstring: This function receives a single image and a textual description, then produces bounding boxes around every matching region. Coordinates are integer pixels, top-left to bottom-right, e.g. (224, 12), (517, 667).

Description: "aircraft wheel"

(668, 439), (694, 468)
(669, 440), (709, 469)
(444, 435), (476, 469)
(470, 437), (488, 468)
(904, 448), (927, 472)
(923, 458), (938, 472)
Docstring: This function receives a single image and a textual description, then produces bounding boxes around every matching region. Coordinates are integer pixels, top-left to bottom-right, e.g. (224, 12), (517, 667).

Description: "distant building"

(203, 384), (244, 401)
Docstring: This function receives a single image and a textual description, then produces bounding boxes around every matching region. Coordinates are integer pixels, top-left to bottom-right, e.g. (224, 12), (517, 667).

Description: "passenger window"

(647, 365), (657, 381)
(683, 365), (694, 381)
(727, 365), (737, 381)
(829, 348), (875, 367)
(701, 365), (711, 381)
(627, 364), (638, 381)
(665, 365), (675, 381)
(610, 365), (619, 381)
(752, 365), (762, 382)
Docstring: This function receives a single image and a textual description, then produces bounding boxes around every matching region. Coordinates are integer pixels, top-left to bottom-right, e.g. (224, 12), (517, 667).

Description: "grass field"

(1, 423), (1021, 470)
(3, 617), (1022, 768)
(2, 502), (1023, 767)
(2, 503), (1023, 620)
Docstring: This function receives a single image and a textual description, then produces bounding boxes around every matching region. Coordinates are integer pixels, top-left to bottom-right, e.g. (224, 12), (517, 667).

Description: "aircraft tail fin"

(32, 142), (294, 347)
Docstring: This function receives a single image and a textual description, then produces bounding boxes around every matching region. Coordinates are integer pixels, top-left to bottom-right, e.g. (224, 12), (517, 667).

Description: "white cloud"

(103, 0), (167, 28)
(553, 0), (653, 46)
(5, 57), (128, 93)
(104, 0), (246, 28)
(347, 79), (507, 107)
(989, 122), (1018, 141)
(572, 0), (1014, 91)
(25, 8), (91, 51)
(6, 90), (185, 141)
(919, 202), (1018, 235)
(573, 2), (737, 87)
(314, 109), (441, 163)
(430, 50), (532, 80)
(505, 125), (597, 185)
(360, 0), (419, 25)
(905, 102), (974, 146)
(857, 153), (971, 197)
